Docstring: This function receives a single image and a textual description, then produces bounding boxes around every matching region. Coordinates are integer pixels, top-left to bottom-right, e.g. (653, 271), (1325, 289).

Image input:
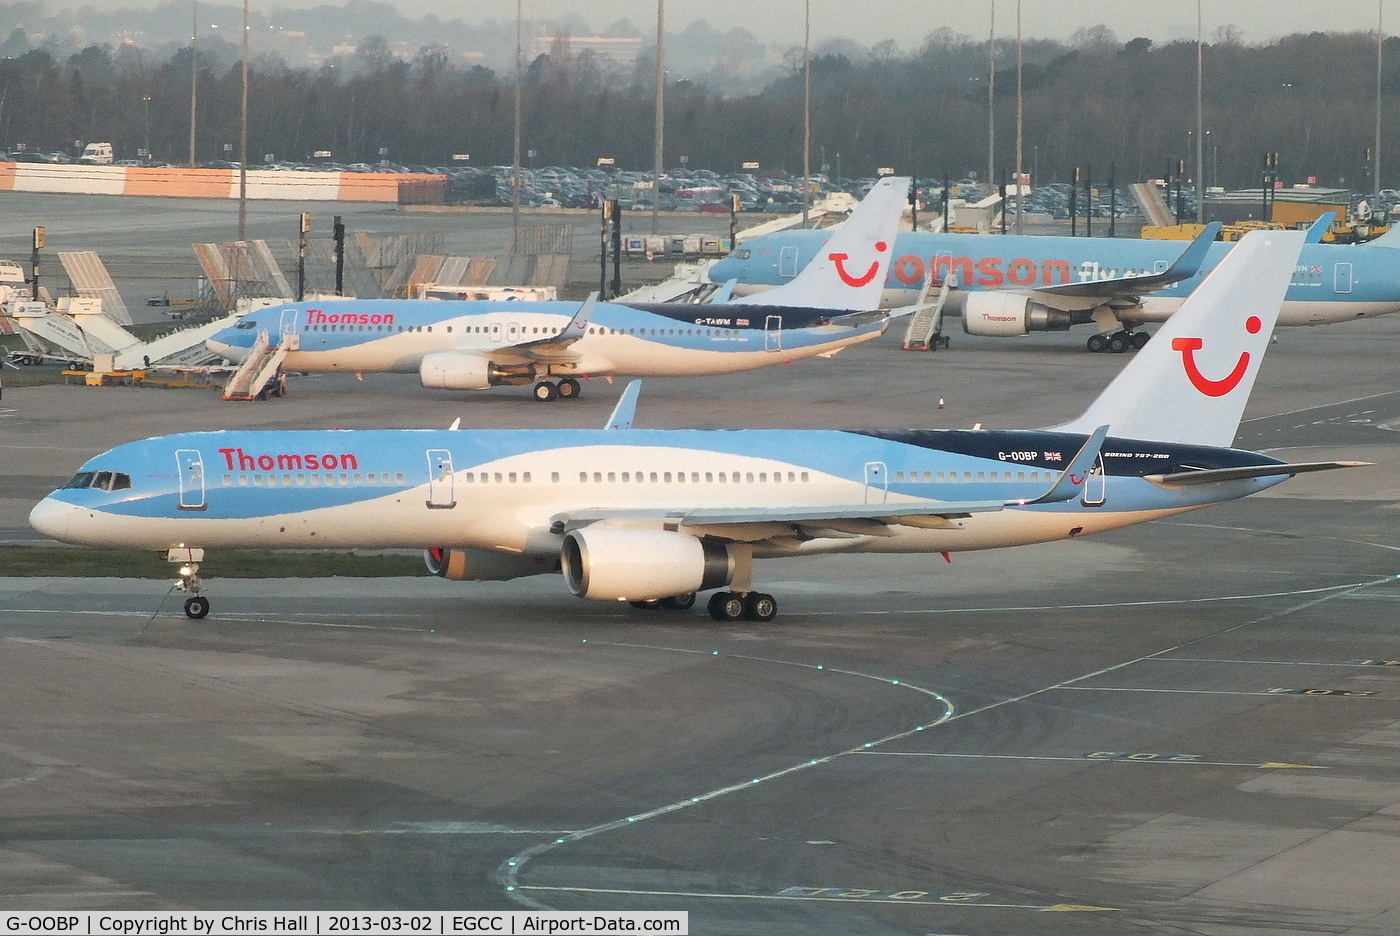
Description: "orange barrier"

(0, 162), (444, 202)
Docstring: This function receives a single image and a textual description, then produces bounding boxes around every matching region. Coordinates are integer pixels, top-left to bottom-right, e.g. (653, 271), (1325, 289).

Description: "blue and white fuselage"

(708, 227), (1400, 344)
(208, 298), (886, 379)
(29, 426), (1289, 556)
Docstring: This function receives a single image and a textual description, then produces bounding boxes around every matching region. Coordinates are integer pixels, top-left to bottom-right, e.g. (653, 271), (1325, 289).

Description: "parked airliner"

(31, 230), (1364, 621)
(708, 217), (1400, 352)
(206, 176), (911, 402)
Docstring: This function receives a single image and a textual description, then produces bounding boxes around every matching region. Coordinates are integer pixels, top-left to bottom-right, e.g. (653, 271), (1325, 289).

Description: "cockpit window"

(64, 470), (131, 491)
(235, 319), (259, 329)
(737, 248), (751, 259)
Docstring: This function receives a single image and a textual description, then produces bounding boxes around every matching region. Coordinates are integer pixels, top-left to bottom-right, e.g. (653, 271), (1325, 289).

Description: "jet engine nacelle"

(419, 352), (535, 390)
(561, 528), (734, 601)
(961, 292), (1073, 337)
(424, 546), (555, 581)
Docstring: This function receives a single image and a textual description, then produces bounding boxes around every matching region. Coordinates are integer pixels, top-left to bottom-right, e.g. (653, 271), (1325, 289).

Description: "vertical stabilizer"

(1053, 230), (1305, 447)
(731, 176), (909, 311)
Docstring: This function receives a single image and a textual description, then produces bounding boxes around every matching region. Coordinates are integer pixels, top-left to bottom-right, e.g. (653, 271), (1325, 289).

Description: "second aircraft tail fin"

(731, 175), (909, 311)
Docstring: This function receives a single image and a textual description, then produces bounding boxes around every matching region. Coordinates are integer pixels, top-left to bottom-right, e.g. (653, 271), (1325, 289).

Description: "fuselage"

(207, 299), (886, 377)
(30, 426), (1290, 562)
(709, 230), (1400, 325)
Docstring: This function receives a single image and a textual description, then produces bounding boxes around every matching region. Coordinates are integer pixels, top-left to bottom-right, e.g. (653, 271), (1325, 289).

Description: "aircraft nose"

(28, 496), (73, 541)
(206, 334), (244, 361)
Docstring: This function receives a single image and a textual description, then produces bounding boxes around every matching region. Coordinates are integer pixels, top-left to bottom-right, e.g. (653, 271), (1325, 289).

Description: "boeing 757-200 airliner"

(32, 230), (1364, 621)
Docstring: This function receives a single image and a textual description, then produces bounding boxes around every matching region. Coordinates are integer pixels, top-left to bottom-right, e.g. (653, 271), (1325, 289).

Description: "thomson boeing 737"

(32, 229), (1363, 621)
(708, 218), (1400, 352)
(207, 176), (910, 402)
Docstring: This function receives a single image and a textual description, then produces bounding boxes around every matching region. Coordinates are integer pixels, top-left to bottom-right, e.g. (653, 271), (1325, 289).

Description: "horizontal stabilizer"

(1144, 460), (1372, 488)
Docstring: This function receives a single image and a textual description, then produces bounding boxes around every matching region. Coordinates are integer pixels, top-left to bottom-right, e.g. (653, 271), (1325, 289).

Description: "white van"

(78, 142), (113, 165)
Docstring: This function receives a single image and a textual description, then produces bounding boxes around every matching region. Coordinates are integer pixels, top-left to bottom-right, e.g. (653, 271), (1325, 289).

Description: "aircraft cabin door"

(1080, 455), (1106, 507)
(1335, 262), (1354, 294)
(426, 449), (456, 509)
(765, 315), (783, 351)
(176, 449), (207, 511)
(506, 321), (522, 343)
(779, 246), (799, 279)
(489, 322), (503, 344)
(864, 461), (889, 504)
(278, 308), (299, 347)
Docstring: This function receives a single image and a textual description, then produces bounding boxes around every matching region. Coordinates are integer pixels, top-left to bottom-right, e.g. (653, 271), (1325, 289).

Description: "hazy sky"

(438, 1), (1385, 47)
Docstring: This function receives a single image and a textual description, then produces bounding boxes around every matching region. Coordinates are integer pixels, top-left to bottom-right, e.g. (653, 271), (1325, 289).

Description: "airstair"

(902, 271), (956, 351)
(1131, 182), (1177, 227)
(222, 330), (292, 400)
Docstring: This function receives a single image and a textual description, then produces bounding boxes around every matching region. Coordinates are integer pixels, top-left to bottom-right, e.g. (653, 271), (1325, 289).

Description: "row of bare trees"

(1, 28), (1397, 190)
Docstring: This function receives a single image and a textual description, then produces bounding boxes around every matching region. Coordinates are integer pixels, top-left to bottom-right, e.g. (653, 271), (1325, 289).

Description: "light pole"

(238, 0), (248, 241)
(801, 0), (810, 227)
(142, 95), (152, 159)
(189, 0), (197, 167)
(652, 0), (664, 235)
(1377, 0), (1384, 207)
(1196, 0), (1205, 222)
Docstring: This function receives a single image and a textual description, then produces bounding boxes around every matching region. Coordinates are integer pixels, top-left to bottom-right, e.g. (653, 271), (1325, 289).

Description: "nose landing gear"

(165, 547), (209, 619)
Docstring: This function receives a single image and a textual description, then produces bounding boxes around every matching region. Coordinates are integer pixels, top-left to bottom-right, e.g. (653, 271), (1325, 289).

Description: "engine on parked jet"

(961, 293), (1074, 337)
(419, 352), (535, 390)
(424, 546), (556, 581)
(561, 528), (734, 601)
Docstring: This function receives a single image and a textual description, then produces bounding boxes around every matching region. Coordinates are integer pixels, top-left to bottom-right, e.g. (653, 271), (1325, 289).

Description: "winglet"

(1160, 221), (1223, 283)
(563, 292), (599, 338)
(1022, 425), (1108, 505)
(1304, 212), (1334, 243)
(605, 380), (642, 430)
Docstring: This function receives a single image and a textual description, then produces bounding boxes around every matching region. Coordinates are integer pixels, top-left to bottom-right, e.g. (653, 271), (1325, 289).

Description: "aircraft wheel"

(629, 599), (662, 609)
(1107, 334), (1129, 353)
(557, 378), (582, 400)
(1131, 331), (1150, 350)
(744, 592), (777, 622)
(532, 381), (558, 402)
(661, 593), (696, 610)
(707, 591), (746, 622)
(184, 596), (210, 619)
(1086, 334), (1107, 353)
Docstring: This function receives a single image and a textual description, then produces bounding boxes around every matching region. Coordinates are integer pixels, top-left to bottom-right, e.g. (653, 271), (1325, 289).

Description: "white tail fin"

(731, 175), (909, 311)
(1054, 229), (1305, 447)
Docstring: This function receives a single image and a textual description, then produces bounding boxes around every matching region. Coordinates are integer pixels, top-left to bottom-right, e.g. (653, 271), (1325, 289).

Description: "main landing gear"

(627, 545), (779, 622)
(628, 590), (779, 622)
(532, 377), (583, 402)
(166, 547), (210, 619)
(1086, 330), (1150, 354)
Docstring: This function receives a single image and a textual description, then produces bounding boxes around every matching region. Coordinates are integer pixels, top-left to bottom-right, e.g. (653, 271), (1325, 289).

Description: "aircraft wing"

(553, 428), (1108, 542)
(1030, 221), (1221, 301)
(491, 293), (600, 363)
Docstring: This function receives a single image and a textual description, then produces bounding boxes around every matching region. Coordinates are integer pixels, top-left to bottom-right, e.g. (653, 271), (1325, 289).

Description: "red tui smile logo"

(1172, 315), (1262, 397)
(830, 241), (889, 288)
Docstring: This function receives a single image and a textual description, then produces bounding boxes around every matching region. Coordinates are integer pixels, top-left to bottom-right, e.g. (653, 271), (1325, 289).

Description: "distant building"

(534, 35), (643, 69)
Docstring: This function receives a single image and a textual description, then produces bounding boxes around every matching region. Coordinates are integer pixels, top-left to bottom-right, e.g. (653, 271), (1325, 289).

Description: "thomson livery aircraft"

(207, 176), (911, 402)
(708, 216), (1400, 351)
(32, 230), (1364, 621)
